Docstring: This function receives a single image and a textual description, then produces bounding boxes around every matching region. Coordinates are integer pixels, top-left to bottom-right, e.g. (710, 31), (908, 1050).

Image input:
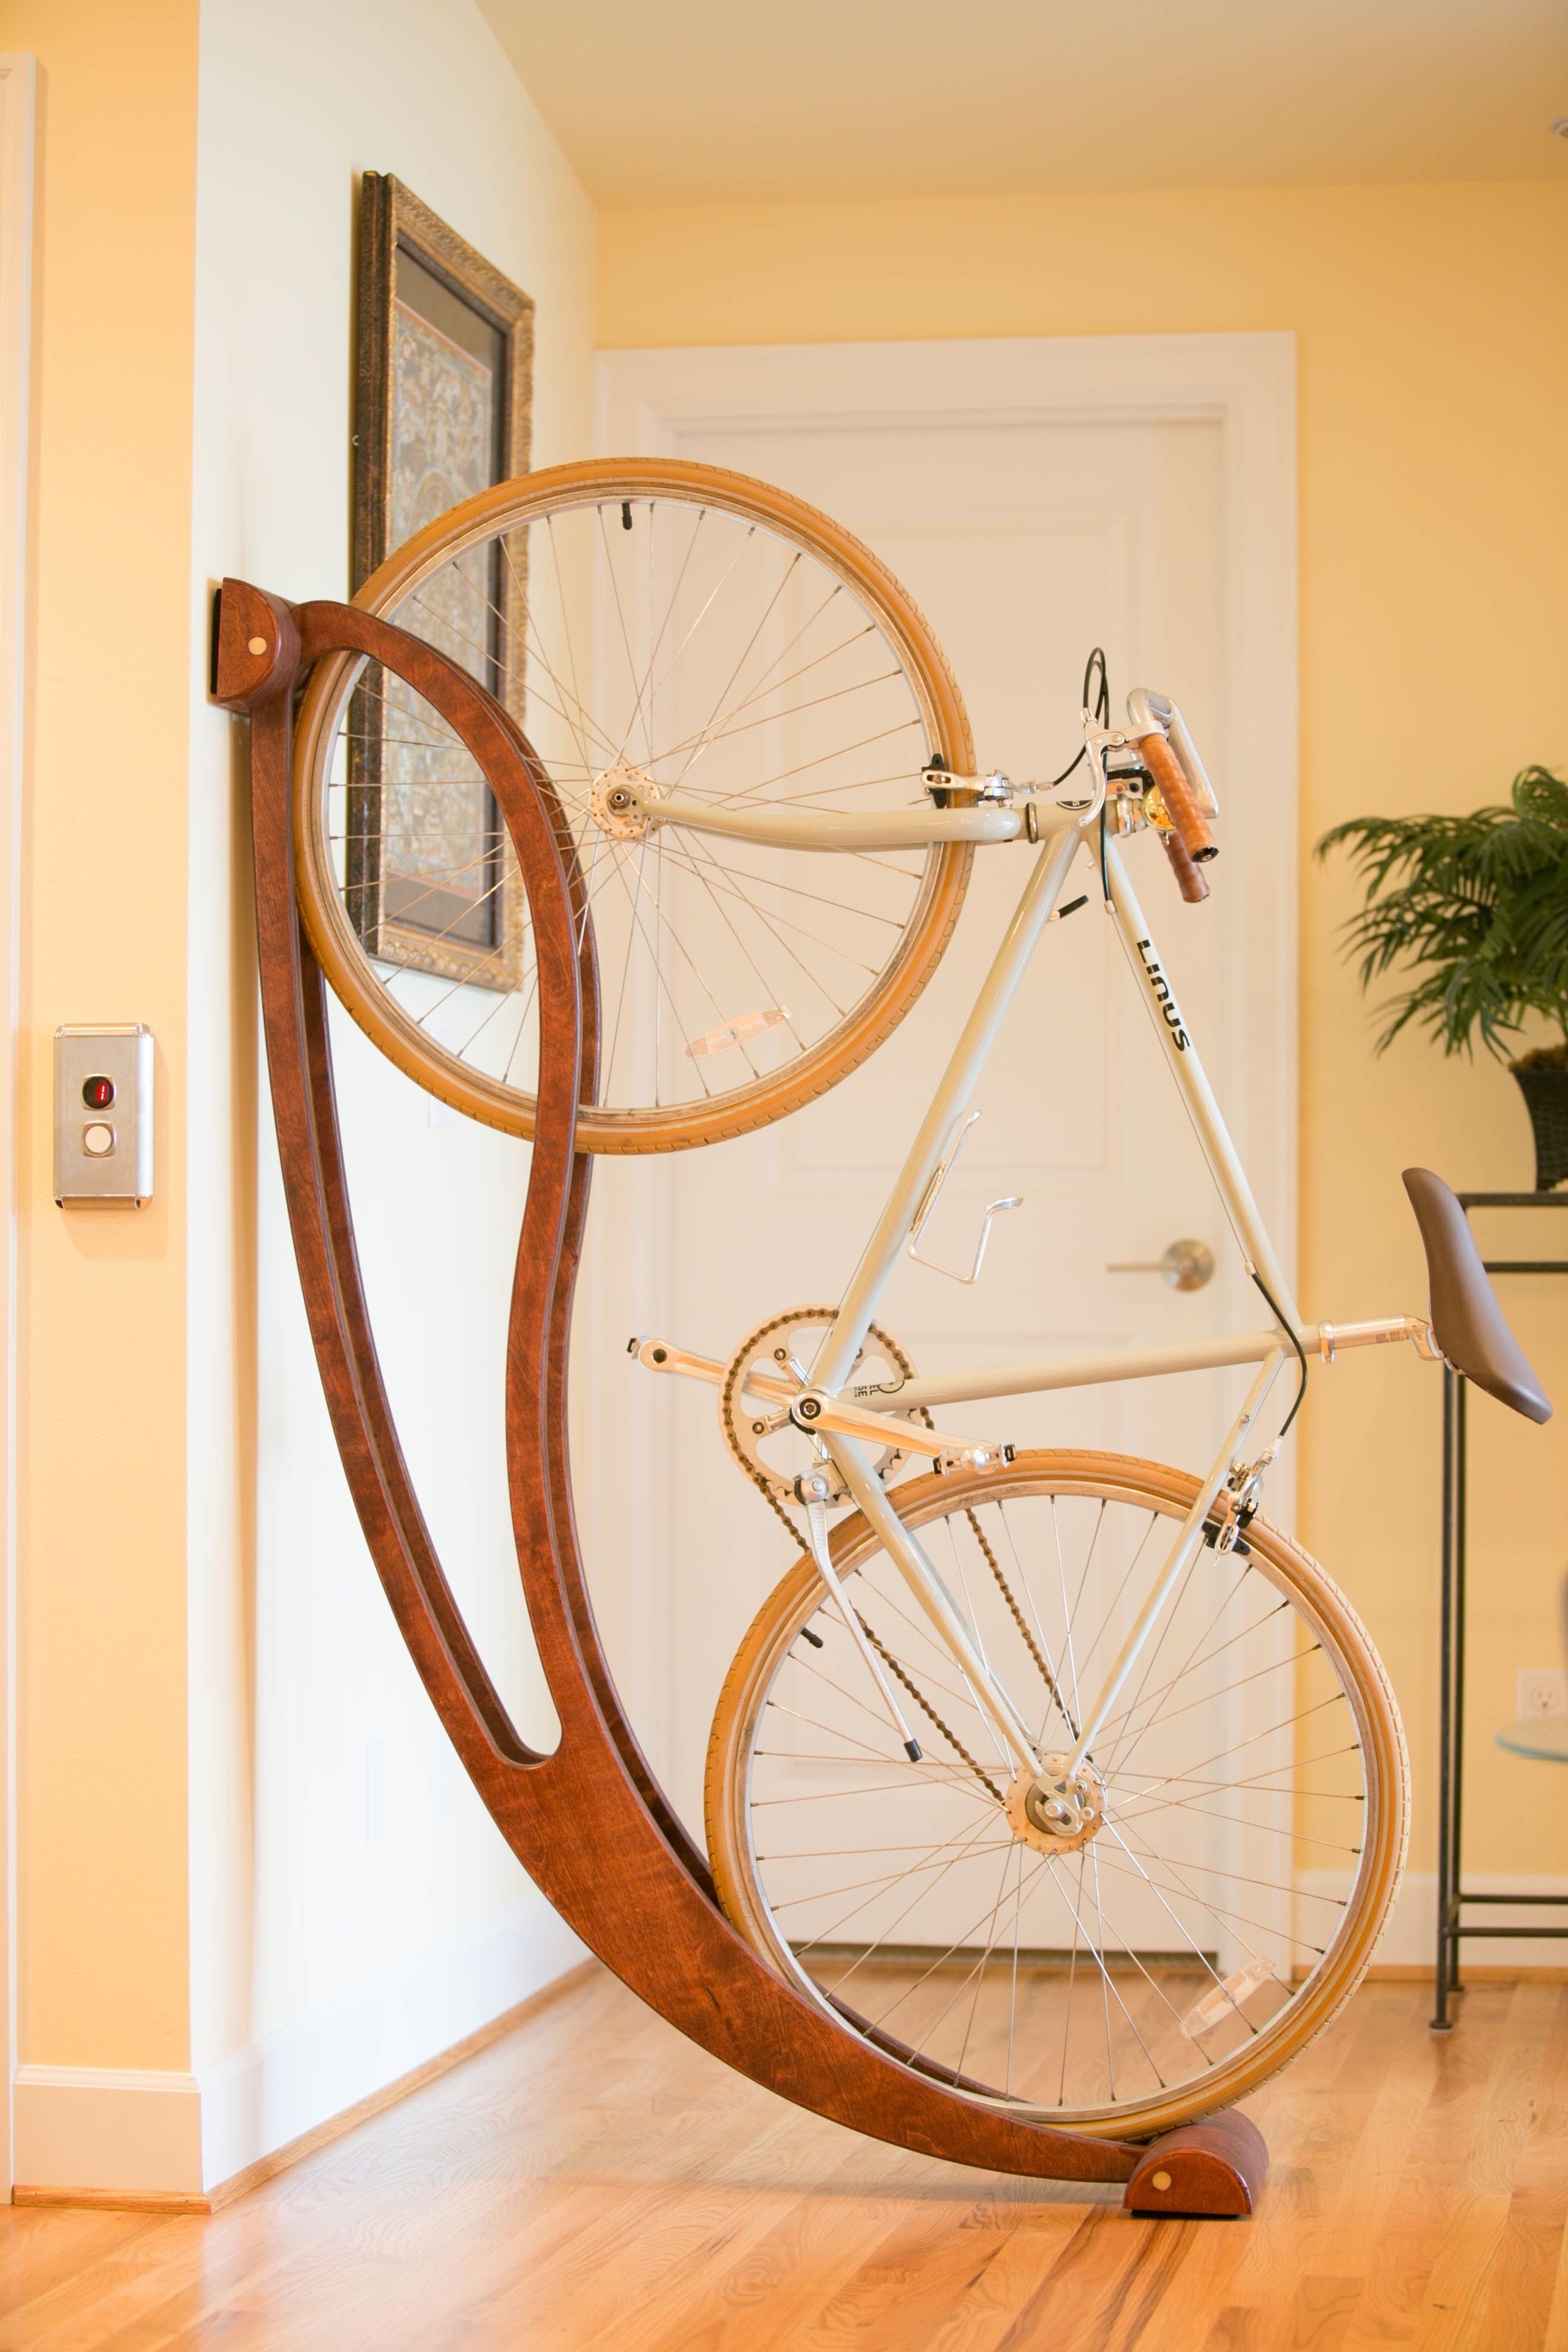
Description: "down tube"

(813, 817), (1087, 1395)
(1102, 839), (1300, 1330)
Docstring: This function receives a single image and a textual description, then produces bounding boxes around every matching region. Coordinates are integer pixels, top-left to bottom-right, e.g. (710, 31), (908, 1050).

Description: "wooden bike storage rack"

(214, 578), (1267, 2218)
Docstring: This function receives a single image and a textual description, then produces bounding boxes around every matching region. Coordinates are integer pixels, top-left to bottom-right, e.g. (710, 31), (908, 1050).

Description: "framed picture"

(350, 173), (533, 991)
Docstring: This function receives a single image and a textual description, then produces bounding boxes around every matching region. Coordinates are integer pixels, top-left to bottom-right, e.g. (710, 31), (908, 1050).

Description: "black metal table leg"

(1431, 1194), (1568, 2030)
(1451, 1373), (1468, 2005)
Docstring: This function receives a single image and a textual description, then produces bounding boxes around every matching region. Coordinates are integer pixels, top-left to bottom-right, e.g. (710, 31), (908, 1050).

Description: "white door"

(579, 339), (1297, 1847)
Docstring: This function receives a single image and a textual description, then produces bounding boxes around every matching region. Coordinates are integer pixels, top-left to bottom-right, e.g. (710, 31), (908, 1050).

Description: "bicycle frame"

(635, 771), (1434, 1792)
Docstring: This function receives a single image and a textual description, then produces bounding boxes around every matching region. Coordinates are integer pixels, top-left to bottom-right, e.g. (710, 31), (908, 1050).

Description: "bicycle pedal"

(932, 1442), (1016, 1476)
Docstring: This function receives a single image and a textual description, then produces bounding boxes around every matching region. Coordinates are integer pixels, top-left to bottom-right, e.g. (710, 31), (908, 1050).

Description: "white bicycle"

(290, 458), (1549, 2139)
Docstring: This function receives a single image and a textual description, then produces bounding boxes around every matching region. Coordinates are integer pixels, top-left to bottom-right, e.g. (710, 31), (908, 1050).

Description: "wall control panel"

(54, 1026), (154, 1207)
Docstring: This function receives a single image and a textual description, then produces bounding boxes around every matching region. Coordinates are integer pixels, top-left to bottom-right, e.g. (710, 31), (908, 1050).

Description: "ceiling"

(478, 0), (1568, 208)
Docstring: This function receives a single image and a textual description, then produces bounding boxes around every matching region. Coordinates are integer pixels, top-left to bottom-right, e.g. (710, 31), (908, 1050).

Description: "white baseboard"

(13, 2064), (203, 2196)
(199, 1891), (585, 2192)
(13, 1891), (585, 2197)
(1305, 1869), (1568, 1972)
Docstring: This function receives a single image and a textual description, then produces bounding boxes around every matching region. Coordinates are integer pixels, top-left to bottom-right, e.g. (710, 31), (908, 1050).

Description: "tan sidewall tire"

(705, 1449), (1409, 2139)
(293, 458), (976, 1153)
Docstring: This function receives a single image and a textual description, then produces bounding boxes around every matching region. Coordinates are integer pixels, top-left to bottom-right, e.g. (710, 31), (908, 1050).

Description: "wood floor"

(3, 1966), (1566, 2350)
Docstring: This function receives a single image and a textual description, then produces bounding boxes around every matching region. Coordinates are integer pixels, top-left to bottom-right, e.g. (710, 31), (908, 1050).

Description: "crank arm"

(790, 1387), (1011, 1468)
(629, 1336), (1012, 1468)
(628, 1333), (813, 1409)
(628, 1335), (726, 1382)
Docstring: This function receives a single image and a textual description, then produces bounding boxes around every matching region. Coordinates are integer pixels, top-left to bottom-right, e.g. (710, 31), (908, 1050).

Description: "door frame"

(587, 332), (1298, 1783)
(0, 52), (34, 2198)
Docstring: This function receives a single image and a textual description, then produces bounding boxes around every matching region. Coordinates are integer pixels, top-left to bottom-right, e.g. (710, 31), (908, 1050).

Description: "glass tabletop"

(1496, 1717), (1568, 1763)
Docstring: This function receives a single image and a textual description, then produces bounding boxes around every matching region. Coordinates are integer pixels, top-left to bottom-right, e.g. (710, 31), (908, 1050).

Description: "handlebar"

(1115, 689), (1219, 903)
(1158, 826), (1210, 903)
(1139, 728), (1218, 869)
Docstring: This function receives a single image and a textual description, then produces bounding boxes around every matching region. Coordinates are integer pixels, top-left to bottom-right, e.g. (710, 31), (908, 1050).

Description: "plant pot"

(1512, 1063), (1568, 1190)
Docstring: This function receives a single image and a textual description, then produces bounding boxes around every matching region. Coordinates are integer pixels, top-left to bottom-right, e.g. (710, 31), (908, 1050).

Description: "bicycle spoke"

(311, 481), (963, 1139)
(728, 1468), (1394, 2127)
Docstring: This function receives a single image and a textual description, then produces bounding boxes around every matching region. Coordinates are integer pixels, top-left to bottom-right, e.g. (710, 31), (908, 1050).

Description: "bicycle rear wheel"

(292, 459), (975, 1152)
(706, 1450), (1406, 2139)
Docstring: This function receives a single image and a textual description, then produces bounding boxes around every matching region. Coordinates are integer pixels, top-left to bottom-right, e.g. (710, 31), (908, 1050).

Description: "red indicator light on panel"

(82, 1075), (115, 1109)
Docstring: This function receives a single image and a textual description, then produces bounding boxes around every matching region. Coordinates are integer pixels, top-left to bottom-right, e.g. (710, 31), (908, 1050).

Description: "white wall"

(188, 0), (594, 2185)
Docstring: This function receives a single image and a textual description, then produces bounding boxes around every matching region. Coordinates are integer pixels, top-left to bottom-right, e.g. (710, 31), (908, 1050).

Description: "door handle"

(1106, 1238), (1215, 1292)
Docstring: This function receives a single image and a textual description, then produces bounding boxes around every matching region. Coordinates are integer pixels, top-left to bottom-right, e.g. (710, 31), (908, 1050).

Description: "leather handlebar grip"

(1160, 825), (1210, 904)
(1140, 730), (1218, 866)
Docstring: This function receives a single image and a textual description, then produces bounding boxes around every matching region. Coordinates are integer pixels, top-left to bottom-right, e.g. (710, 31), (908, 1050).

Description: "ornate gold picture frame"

(350, 173), (533, 992)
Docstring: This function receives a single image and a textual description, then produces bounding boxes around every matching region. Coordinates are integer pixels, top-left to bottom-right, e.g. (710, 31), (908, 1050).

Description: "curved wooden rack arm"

(213, 578), (1267, 2209)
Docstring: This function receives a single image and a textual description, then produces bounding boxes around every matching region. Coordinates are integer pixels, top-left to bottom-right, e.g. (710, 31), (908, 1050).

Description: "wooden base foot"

(1123, 2110), (1268, 2218)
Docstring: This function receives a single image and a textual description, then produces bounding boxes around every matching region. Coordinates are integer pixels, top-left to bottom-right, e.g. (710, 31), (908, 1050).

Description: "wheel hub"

(1005, 1754), (1106, 1855)
(590, 763), (662, 842)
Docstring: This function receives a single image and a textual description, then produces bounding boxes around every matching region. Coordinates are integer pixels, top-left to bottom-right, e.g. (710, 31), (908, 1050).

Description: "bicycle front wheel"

(706, 1450), (1406, 2139)
(293, 459), (975, 1152)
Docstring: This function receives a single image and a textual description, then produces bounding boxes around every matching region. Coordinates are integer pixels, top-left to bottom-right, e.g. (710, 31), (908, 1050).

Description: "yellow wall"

(0, 0), (597, 2171)
(600, 184), (1568, 1878)
(0, 0), (200, 2067)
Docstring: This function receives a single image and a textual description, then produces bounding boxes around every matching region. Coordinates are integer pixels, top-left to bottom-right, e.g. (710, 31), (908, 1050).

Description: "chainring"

(719, 1306), (926, 1503)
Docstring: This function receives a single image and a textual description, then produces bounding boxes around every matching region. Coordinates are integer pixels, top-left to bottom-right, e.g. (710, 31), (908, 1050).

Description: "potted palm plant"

(1319, 766), (1568, 1190)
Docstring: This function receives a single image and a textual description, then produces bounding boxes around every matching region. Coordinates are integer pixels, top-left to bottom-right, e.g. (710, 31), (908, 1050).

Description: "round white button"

(82, 1123), (115, 1156)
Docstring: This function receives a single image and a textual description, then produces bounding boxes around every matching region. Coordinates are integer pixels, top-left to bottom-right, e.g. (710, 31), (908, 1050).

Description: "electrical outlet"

(1517, 1668), (1568, 1719)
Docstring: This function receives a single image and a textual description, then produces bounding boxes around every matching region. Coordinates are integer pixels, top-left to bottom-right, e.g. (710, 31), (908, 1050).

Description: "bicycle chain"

(853, 1615), (1005, 1805)
(736, 1381), (1006, 1809)
(962, 1508), (1078, 1740)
